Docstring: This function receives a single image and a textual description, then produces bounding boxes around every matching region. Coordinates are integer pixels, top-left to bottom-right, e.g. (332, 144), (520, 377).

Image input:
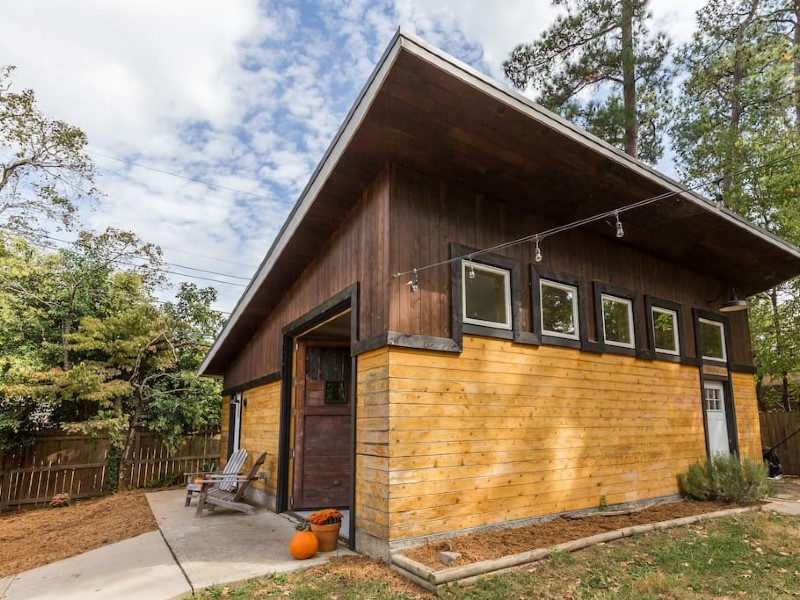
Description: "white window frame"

(540, 279), (579, 340)
(601, 293), (635, 349)
(651, 306), (680, 356)
(699, 318), (727, 362)
(462, 261), (512, 330)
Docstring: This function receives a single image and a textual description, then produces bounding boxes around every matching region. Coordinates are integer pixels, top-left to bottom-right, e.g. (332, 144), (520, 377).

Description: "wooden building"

(199, 30), (800, 559)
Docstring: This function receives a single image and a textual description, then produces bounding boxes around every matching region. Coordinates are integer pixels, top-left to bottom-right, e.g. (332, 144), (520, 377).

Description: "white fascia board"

(198, 29), (406, 376)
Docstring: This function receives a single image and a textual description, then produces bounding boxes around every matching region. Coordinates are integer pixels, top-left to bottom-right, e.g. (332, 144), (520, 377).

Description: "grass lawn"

(192, 511), (800, 600)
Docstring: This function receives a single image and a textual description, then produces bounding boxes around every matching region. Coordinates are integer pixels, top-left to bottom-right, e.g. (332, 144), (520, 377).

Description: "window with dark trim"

(450, 243), (533, 344)
(601, 294), (634, 347)
(462, 260), (512, 330)
(531, 266), (586, 349)
(699, 317), (727, 362)
(593, 282), (639, 355)
(644, 296), (686, 362)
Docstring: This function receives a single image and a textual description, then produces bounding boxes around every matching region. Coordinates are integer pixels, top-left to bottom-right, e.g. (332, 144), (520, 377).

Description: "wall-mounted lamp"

(719, 289), (748, 312)
(707, 288), (749, 313)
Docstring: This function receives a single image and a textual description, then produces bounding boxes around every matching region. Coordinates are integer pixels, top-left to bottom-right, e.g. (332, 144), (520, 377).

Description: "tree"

(0, 234), (221, 480)
(504, 0), (671, 163)
(0, 66), (98, 237)
(671, 0), (800, 408)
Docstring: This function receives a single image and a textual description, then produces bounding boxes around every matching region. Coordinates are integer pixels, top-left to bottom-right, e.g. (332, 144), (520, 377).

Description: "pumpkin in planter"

(289, 522), (318, 559)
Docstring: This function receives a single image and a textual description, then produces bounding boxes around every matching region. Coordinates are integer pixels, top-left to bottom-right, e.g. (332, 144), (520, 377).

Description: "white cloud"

(0, 0), (708, 313)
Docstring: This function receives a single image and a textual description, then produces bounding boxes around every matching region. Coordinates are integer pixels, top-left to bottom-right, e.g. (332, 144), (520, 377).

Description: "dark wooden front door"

(292, 341), (351, 509)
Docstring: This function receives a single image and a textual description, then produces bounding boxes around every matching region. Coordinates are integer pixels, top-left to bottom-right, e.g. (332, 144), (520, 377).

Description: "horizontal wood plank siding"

(731, 372), (761, 462)
(385, 336), (706, 541)
(224, 169), (390, 388)
(224, 382), (282, 497)
(388, 165), (753, 366)
(356, 348), (390, 540)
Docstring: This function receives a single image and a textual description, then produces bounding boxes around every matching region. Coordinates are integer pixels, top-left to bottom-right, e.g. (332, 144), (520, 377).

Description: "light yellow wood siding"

(731, 372), (761, 462)
(219, 382), (282, 496)
(356, 348), (390, 539)
(385, 336), (707, 541)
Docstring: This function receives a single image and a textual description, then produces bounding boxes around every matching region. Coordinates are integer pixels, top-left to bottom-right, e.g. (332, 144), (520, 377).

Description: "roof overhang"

(200, 28), (800, 376)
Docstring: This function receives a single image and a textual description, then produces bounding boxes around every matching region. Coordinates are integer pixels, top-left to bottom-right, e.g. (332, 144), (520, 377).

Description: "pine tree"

(504, 0), (671, 163)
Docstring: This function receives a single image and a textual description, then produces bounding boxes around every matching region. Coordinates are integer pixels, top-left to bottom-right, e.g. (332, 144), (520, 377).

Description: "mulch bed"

(0, 489), (158, 578)
(400, 500), (738, 570)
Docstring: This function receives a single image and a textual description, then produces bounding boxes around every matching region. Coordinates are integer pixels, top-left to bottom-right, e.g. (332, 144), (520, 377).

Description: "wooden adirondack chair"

(195, 452), (267, 518)
(184, 448), (248, 506)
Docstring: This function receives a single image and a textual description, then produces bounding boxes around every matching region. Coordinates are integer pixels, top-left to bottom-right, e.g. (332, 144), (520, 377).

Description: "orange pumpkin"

(194, 477), (203, 485)
(289, 529), (318, 560)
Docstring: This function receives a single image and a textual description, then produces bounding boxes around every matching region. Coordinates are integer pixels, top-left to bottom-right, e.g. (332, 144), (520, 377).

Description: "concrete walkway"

(0, 489), (354, 600)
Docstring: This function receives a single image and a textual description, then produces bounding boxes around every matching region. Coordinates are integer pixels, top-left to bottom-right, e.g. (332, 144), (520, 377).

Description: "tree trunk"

(621, 0), (637, 158)
(794, 0), (800, 130)
(768, 287), (791, 411)
(116, 389), (144, 492)
(61, 320), (71, 371)
(724, 0), (759, 192)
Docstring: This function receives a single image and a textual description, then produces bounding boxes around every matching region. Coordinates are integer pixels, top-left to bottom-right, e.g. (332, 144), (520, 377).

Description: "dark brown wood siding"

(224, 169), (391, 387)
(387, 164), (753, 366)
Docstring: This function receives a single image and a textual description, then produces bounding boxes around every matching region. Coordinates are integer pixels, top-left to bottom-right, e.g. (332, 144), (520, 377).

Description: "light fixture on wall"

(707, 287), (749, 312)
(719, 288), (748, 312)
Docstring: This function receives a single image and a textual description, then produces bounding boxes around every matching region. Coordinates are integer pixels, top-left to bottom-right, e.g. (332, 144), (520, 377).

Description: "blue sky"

(0, 0), (705, 314)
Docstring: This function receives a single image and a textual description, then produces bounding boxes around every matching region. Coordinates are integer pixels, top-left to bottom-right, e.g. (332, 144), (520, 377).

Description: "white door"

(704, 382), (730, 456)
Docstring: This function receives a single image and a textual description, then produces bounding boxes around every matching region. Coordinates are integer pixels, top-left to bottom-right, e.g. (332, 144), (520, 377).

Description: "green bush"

(677, 454), (770, 505)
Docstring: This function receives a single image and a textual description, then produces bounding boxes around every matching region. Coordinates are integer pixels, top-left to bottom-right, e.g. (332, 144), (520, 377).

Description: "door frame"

(700, 374), (739, 457)
(277, 284), (359, 548)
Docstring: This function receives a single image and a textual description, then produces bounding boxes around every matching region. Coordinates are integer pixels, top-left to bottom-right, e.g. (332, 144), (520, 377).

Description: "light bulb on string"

(534, 237), (543, 262)
(407, 268), (419, 293)
(615, 212), (624, 238)
(468, 257), (476, 279)
(714, 179), (724, 208)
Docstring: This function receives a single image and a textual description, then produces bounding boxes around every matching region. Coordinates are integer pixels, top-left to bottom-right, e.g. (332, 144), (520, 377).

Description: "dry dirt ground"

(0, 488), (158, 578)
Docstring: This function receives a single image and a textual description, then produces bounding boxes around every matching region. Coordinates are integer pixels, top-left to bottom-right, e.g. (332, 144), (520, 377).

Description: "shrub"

(677, 454), (770, 505)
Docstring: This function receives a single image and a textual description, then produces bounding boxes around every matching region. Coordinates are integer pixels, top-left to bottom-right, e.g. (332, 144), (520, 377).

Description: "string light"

(407, 268), (419, 292)
(615, 212), (624, 238)
(468, 256), (476, 279)
(391, 150), (800, 290)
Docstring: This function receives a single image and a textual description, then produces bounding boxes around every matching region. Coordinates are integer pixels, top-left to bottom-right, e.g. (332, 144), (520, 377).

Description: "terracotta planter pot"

(193, 477), (204, 485)
(310, 522), (341, 552)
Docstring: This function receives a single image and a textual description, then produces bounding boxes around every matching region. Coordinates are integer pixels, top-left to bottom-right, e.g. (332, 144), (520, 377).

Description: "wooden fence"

(759, 411), (800, 476)
(0, 432), (220, 510)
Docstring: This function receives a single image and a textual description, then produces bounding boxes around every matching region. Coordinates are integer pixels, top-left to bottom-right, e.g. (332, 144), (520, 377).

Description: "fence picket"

(0, 432), (219, 509)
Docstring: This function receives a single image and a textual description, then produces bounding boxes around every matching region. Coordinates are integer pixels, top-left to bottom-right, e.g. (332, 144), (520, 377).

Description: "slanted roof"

(200, 29), (800, 377)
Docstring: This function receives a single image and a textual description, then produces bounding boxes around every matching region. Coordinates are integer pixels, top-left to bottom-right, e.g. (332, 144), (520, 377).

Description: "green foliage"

(145, 472), (180, 488)
(105, 444), (122, 493)
(598, 494), (609, 511)
(0, 65), (97, 237)
(504, 0), (672, 163)
(677, 455), (770, 505)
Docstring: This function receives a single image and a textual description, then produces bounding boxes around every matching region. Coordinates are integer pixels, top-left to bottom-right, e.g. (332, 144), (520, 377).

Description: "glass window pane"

(602, 295), (633, 346)
(699, 319), (725, 360)
(463, 263), (510, 328)
(652, 308), (678, 353)
(541, 281), (577, 338)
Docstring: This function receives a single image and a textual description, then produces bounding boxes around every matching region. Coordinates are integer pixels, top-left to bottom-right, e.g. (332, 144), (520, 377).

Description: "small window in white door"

(705, 386), (722, 411)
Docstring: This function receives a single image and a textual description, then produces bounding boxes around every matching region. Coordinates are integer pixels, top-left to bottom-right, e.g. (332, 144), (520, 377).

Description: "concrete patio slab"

(0, 531), (189, 600)
(147, 489), (356, 592)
